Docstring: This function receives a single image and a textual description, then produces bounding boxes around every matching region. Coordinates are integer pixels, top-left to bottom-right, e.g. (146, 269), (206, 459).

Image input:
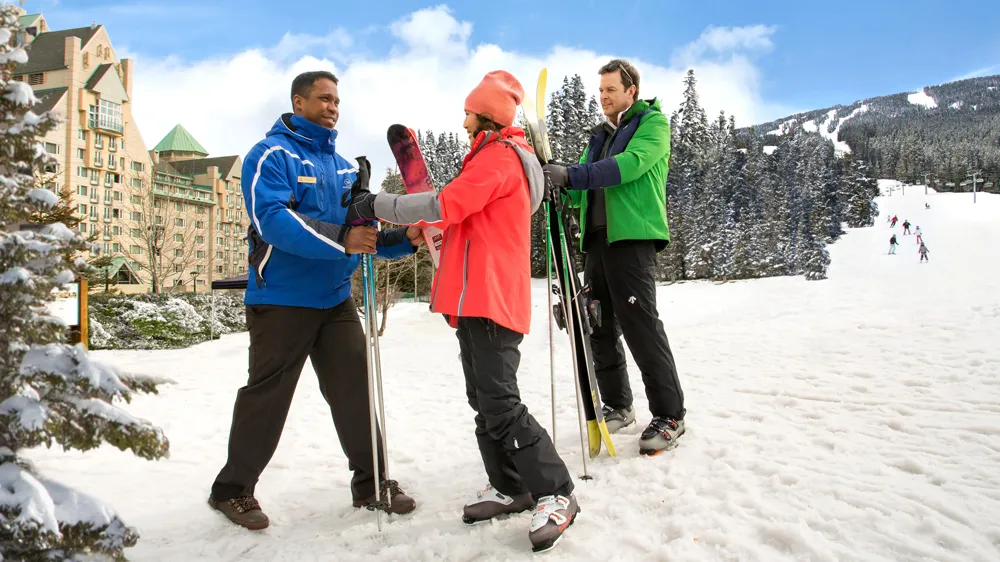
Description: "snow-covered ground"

(30, 188), (1000, 561)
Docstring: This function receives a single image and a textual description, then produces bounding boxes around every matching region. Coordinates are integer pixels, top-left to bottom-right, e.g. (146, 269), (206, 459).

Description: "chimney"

(150, 150), (159, 165)
(64, 36), (81, 70)
(121, 59), (133, 100)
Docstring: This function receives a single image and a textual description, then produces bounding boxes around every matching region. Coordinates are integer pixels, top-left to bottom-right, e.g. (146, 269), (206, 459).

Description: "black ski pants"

(457, 317), (573, 500)
(211, 299), (386, 503)
(583, 235), (685, 420)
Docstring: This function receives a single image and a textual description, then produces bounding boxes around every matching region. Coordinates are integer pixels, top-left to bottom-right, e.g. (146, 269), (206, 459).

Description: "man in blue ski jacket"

(209, 70), (421, 530)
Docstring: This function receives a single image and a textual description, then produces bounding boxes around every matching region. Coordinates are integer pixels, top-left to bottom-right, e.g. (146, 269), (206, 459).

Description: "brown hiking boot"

(353, 479), (416, 515)
(208, 495), (269, 530)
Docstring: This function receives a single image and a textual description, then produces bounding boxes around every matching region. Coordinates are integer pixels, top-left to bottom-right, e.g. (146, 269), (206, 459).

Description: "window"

(76, 185), (87, 196)
(44, 142), (59, 154)
(132, 161), (144, 173)
(78, 204), (87, 214)
(78, 223), (87, 233)
(174, 249), (183, 258)
(196, 220), (205, 229)
(174, 202), (182, 212)
(195, 250), (205, 258)
(175, 218), (184, 227)
(108, 154), (117, 169)
(131, 228), (141, 237)
(216, 251), (223, 259)
(78, 129), (87, 141)
(76, 148), (84, 159)
(28, 73), (43, 85)
(174, 234), (183, 243)
(77, 167), (87, 178)
(98, 99), (123, 133)
(112, 243), (121, 252)
(130, 212), (143, 221)
(216, 237), (223, 245)
(130, 245), (142, 254)
(173, 264), (183, 272)
(195, 235), (204, 244)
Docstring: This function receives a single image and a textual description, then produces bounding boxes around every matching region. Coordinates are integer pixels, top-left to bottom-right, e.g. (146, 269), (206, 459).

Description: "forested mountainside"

(750, 75), (1000, 193)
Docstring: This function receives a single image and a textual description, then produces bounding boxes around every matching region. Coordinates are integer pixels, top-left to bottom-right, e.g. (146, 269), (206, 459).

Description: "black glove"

(542, 163), (570, 201)
(344, 156), (377, 226)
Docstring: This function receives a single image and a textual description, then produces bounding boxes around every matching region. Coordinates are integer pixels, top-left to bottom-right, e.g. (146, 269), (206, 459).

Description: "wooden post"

(79, 278), (88, 349)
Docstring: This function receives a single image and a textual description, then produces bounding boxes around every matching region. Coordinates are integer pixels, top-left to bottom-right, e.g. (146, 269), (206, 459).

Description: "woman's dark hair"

(474, 113), (504, 136)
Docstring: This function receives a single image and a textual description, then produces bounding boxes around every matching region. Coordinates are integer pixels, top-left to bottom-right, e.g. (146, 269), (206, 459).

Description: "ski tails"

(386, 124), (444, 268)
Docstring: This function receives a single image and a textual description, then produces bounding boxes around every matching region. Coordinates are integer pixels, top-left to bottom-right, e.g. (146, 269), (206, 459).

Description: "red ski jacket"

(374, 127), (544, 334)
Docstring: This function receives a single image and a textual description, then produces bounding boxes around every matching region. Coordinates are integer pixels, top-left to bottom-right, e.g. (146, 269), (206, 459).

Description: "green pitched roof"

(153, 124), (208, 156)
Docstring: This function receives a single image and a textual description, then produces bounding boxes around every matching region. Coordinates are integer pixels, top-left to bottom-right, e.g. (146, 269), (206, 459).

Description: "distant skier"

(902, 220), (911, 235)
(345, 70), (579, 552)
(915, 232), (923, 245)
(891, 215), (899, 227)
(925, 202), (931, 209)
(888, 234), (899, 254)
(886, 214), (892, 224)
(918, 242), (929, 262)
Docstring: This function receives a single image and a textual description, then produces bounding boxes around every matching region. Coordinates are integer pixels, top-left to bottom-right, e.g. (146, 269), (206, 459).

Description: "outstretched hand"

(542, 163), (569, 201)
(405, 225), (425, 247)
(344, 156), (377, 226)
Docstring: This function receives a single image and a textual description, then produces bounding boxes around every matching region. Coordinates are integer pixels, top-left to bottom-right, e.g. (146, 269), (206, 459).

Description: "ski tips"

(386, 124), (412, 144)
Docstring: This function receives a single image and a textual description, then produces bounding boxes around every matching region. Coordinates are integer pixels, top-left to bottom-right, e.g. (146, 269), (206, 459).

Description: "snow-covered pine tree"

(0, 7), (169, 560)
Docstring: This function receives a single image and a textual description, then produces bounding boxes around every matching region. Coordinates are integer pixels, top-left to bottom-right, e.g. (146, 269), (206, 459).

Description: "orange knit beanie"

(464, 70), (524, 127)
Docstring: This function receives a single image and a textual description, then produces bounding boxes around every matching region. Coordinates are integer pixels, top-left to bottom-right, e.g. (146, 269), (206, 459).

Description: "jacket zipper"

(457, 240), (471, 315)
(258, 245), (273, 287)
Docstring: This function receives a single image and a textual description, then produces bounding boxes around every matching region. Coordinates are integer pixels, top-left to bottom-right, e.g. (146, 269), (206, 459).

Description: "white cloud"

(674, 24), (777, 63)
(126, 6), (785, 189)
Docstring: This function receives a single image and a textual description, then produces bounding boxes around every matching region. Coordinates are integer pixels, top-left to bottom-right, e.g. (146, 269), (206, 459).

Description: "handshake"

(340, 156), (424, 255)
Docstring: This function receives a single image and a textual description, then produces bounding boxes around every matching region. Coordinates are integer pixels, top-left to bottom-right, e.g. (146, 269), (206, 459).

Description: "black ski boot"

(462, 484), (534, 524)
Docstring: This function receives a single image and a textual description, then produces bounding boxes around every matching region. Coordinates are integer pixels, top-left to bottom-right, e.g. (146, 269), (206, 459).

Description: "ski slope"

(28, 188), (1000, 561)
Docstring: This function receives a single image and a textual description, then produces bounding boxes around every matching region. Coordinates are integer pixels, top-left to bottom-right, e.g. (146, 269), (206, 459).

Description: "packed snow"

(24, 189), (1000, 561)
(818, 105), (868, 155)
(908, 88), (938, 109)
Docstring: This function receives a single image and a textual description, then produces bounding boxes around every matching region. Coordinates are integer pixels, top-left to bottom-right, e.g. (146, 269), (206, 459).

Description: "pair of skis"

(519, 69), (616, 477)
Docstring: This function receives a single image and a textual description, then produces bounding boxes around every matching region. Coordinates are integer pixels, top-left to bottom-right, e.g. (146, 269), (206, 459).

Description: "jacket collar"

(280, 113), (338, 153)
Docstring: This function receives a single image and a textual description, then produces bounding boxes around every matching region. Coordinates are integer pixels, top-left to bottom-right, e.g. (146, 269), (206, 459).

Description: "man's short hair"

(291, 71), (339, 103)
(599, 59), (640, 102)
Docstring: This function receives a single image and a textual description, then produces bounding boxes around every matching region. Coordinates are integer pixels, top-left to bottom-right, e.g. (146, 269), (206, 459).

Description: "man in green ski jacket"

(542, 59), (685, 456)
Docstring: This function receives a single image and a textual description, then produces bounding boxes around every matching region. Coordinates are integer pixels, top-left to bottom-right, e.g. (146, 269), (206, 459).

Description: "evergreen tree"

(0, 8), (169, 559)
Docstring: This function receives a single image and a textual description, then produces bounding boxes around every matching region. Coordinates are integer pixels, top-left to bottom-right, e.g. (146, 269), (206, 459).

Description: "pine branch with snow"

(0, 5), (169, 560)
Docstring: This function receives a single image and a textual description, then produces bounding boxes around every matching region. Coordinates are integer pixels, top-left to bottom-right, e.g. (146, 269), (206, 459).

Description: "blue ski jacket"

(242, 113), (414, 309)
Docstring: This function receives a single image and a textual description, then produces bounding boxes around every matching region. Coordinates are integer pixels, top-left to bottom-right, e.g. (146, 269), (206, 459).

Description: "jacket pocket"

(247, 226), (273, 288)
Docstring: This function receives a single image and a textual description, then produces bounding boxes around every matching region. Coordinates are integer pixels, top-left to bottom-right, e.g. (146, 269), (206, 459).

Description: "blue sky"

(31, 0), (1000, 117)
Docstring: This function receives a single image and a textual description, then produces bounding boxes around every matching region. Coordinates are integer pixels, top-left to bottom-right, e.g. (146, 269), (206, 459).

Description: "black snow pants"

(211, 299), (386, 503)
(457, 316), (573, 500)
(583, 234), (685, 420)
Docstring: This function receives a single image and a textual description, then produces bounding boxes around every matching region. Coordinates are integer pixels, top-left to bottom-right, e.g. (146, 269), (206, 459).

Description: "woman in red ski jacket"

(344, 70), (580, 553)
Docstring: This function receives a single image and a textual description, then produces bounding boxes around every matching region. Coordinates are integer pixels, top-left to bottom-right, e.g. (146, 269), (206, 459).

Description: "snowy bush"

(88, 292), (246, 350)
(0, 7), (169, 559)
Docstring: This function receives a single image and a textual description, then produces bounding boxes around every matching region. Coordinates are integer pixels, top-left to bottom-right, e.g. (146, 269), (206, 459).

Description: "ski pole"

(550, 210), (590, 481)
(545, 201), (557, 450)
(369, 242), (391, 509)
(361, 252), (384, 531)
